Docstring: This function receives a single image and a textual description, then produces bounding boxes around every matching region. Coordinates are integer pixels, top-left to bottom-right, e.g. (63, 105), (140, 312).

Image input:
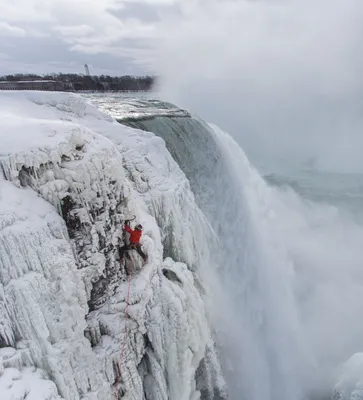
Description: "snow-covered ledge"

(0, 91), (226, 400)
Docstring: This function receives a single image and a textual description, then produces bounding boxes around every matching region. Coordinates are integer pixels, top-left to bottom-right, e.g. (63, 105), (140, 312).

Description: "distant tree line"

(0, 73), (155, 92)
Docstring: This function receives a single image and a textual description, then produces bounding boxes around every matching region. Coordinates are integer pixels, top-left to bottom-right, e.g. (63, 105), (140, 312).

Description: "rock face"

(0, 92), (226, 399)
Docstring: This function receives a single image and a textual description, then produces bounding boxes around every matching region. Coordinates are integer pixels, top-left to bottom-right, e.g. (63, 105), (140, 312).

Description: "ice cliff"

(0, 92), (226, 400)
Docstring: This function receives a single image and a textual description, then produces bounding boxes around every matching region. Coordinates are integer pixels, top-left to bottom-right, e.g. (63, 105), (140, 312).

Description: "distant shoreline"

(0, 74), (155, 92)
(0, 89), (152, 92)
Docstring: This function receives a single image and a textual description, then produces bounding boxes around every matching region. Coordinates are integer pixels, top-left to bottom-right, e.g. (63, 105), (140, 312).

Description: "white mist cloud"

(263, 181), (363, 396)
(156, 0), (363, 172)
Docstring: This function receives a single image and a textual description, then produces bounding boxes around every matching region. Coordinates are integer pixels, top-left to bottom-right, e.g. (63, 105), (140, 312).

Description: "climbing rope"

(114, 272), (132, 400)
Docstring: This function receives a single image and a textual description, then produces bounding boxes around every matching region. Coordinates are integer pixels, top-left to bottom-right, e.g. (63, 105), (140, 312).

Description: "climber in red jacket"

(119, 221), (147, 263)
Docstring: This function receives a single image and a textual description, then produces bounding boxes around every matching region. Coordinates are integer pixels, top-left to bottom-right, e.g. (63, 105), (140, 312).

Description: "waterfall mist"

(155, 0), (363, 172)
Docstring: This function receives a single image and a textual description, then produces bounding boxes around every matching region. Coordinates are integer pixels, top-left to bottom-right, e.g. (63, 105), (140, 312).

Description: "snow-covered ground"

(0, 91), (226, 400)
(0, 347), (64, 400)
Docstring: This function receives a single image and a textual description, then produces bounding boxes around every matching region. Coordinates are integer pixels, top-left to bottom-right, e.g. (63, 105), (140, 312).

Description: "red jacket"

(125, 225), (142, 244)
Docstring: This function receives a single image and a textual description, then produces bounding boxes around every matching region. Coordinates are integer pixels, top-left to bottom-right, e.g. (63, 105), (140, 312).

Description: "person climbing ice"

(119, 220), (148, 264)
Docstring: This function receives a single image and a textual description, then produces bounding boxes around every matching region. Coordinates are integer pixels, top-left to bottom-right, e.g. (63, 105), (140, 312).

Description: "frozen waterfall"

(122, 107), (315, 400)
(2, 90), (360, 400)
(0, 92), (226, 400)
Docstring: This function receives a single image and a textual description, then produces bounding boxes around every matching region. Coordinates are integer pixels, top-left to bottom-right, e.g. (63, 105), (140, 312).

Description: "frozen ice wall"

(0, 92), (225, 400)
(0, 178), (111, 399)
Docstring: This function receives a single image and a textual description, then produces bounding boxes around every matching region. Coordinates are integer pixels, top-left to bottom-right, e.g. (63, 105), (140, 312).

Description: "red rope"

(114, 272), (132, 399)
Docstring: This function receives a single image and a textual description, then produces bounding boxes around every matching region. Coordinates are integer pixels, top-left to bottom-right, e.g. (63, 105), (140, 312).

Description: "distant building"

(0, 80), (68, 91)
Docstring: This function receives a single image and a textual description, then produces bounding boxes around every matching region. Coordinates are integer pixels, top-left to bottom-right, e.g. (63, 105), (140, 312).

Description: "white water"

(208, 124), (363, 399)
(207, 124), (312, 400)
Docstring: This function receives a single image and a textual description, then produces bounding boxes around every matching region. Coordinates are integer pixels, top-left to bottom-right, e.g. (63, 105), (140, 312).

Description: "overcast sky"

(2, 0), (363, 173)
(0, 0), (186, 76)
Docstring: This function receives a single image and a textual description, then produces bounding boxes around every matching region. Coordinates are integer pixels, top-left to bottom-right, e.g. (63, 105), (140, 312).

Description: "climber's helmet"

(135, 223), (143, 231)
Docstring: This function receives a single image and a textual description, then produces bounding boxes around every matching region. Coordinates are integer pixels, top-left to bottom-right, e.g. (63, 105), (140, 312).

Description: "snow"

(0, 347), (64, 400)
(0, 91), (225, 399)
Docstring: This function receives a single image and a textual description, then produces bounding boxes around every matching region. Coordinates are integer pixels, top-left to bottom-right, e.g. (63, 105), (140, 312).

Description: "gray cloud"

(110, 2), (162, 22)
(0, 0), (178, 75)
(0, 32), (143, 75)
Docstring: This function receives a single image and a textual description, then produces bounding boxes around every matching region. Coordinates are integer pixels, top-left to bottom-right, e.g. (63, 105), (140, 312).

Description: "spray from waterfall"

(120, 111), (314, 400)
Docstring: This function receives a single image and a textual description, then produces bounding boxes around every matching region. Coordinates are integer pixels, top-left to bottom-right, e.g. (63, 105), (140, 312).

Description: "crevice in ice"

(1, 130), (132, 313)
(195, 343), (228, 400)
(162, 268), (182, 285)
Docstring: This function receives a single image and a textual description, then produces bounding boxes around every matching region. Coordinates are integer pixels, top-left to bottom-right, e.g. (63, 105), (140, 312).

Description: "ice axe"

(124, 215), (136, 226)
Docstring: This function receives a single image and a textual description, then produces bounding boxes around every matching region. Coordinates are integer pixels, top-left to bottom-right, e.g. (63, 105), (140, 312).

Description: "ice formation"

(0, 347), (64, 400)
(333, 354), (363, 400)
(0, 92), (226, 399)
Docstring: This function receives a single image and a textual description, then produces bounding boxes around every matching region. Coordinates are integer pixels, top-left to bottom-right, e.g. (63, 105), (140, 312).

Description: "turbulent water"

(85, 92), (363, 400)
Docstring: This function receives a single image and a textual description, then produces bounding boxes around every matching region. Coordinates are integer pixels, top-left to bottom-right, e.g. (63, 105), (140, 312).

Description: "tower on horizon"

(84, 64), (90, 76)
